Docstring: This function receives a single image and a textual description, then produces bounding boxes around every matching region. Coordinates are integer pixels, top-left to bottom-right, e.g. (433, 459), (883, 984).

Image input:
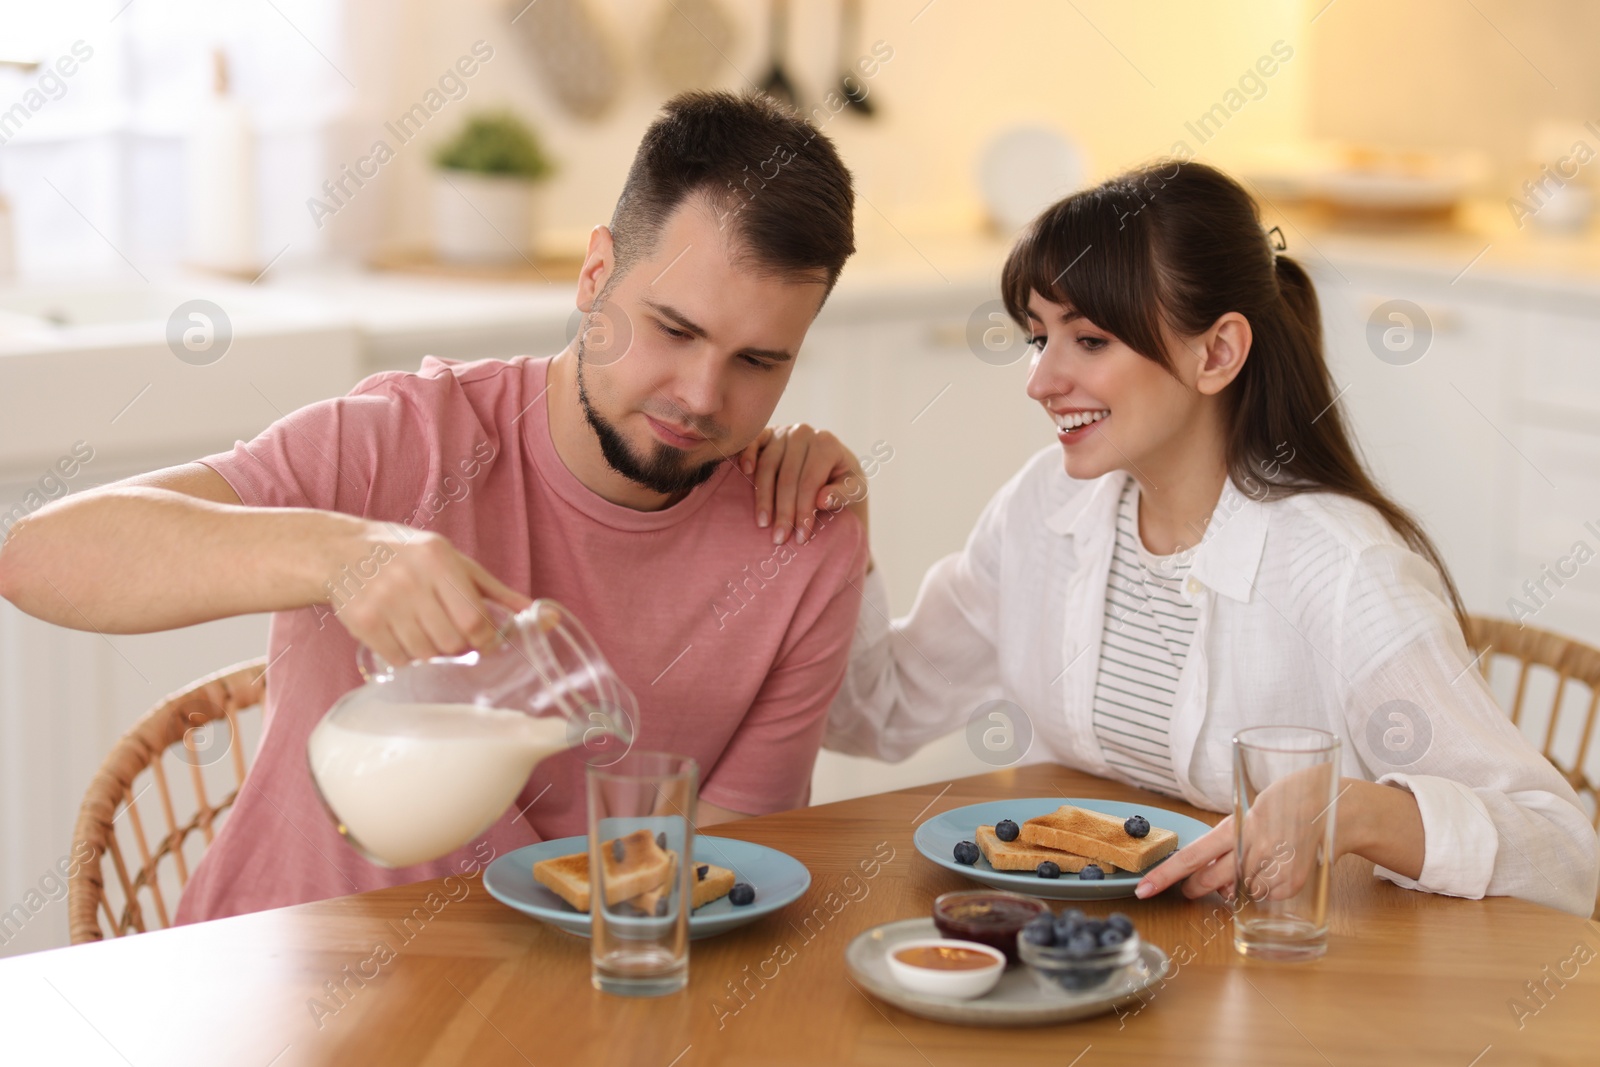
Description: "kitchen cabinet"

(1313, 264), (1518, 613)
(1314, 260), (1600, 646)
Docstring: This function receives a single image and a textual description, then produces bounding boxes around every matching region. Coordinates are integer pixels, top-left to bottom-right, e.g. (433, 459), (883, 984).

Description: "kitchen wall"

(1310, 0), (1600, 186)
(329, 0), (1312, 259)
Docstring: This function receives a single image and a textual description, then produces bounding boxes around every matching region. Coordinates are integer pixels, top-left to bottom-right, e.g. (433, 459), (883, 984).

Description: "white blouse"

(827, 447), (1600, 917)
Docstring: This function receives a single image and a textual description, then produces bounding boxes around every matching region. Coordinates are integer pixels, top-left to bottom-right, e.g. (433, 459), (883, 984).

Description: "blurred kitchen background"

(3, 0), (1599, 956)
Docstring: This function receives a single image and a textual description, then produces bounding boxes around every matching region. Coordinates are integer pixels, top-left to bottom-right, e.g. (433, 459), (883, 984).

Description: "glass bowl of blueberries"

(1017, 909), (1141, 993)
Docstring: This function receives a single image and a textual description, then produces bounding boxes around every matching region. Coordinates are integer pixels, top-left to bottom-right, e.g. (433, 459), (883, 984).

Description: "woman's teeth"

(1053, 409), (1110, 431)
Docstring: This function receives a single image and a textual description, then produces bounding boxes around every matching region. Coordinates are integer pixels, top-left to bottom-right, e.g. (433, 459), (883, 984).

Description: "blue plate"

(483, 834), (811, 939)
(914, 797), (1215, 900)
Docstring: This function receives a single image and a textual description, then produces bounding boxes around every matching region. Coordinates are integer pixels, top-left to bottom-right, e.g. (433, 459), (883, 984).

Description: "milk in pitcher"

(308, 701), (572, 868)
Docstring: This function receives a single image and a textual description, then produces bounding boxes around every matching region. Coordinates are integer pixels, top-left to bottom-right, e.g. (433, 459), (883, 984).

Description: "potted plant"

(432, 111), (554, 264)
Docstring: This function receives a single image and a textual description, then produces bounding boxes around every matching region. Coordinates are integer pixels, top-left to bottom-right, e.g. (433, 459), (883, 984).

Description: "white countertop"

(258, 234), (1014, 338)
(5, 205), (1597, 360)
(1268, 200), (1600, 307)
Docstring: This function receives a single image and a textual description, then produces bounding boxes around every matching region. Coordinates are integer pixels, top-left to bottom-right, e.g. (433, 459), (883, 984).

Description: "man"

(0, 91), (866, 922)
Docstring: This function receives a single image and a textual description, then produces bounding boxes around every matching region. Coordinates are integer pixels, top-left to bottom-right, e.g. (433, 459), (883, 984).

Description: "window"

(0, 0), (353, 278)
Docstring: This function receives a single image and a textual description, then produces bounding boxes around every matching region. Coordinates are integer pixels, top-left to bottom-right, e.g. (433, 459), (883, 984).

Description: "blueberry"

(1025, 913), (1055, 933)
(1065, 931), (1098, 958)
(1078, 865), (1105, 881)
(994, 819), (1020, 842)
(1082, 919), (1106, 939)
(1036, 860), (1061, 879)
(610, 838), (625, 863)
(953, 841), (980, 866)
(1022, 915), (1056, 946)
(728, 882), (756, 906)
(1053, 916), (1076, 941)
(1059, 908), (1087, 929)
(1124, 815), (1151, 839)
(1108, 912), (1135, 937)
(656, 831), (669, 850)
(696, 864), (709, 881)
(1098, 927), (1127, 948)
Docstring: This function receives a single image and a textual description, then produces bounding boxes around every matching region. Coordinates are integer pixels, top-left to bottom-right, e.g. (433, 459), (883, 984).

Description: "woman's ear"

(1196, 312), (1251, 396)
(576, 225), (616, 312)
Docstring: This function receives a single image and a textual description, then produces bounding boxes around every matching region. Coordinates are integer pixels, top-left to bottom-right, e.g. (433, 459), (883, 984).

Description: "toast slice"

(530, 851), (593, 912)
(532, 829), (673, 912)
(1017, 806), (1179, 872)
(619, 856), (741, 914)
(691, 862), (737, 909)
(975, 825), (1115, 874)
(625, 851), (678, 916)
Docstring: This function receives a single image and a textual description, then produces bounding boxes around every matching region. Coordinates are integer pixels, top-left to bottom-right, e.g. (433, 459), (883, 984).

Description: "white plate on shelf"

(914, 797), (1214, 900)
(846, 918), (1170, 1027)
(976, 124), (1086, 233)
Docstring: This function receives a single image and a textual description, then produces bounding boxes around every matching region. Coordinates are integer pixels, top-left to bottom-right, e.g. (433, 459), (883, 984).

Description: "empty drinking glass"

(588, 751), (698, 997)
(1232, 726), (1341, 961)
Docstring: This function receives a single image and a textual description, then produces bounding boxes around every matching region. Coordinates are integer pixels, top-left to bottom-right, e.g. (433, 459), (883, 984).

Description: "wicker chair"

(1464, 615), (1600, 917)
(67, 658), (267, 944)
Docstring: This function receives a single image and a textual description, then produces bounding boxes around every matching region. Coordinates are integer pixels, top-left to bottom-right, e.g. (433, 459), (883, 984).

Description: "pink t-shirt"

(174, 355), (865, 924)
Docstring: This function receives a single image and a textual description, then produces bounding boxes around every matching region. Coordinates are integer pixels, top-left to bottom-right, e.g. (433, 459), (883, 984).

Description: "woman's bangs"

(1000, 186), (1165, 362)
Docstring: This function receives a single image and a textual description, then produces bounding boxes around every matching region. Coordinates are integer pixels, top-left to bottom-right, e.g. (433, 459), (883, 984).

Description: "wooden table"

(4, 764), (1597, 1066)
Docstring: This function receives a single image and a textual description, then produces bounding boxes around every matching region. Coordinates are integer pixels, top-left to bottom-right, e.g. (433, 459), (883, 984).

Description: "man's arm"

(0, 462), (528, 665)
(2, 462), (343, 631)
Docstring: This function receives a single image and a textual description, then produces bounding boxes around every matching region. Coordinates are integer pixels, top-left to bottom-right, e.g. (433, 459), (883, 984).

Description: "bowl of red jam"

(931, 889), (1049, 965)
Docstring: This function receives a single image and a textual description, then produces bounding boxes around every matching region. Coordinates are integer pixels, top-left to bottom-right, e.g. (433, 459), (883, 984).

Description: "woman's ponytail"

(1273, 254), (1320, 345)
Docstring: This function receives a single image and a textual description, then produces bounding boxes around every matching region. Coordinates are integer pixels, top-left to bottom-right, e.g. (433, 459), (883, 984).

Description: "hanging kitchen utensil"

(756, 0), (798, 109)
(834, 0), (874, 117)
(645, 0), (737, 95)
(510, 0), (622, 122)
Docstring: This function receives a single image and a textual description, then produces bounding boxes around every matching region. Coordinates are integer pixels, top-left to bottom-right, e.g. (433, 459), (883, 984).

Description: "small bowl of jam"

(885, 939), (1006, 999)
(932, 890), (1049, 965)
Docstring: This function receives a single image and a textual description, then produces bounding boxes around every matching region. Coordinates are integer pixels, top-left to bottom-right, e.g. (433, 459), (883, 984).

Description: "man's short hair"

(608, 91), (855, 296)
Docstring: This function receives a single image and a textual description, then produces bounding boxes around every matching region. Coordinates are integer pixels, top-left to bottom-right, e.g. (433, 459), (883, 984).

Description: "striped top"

(1089, 480), (1199, 798)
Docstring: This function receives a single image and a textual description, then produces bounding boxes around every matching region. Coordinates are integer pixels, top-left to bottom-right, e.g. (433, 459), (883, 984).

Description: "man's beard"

(574, 344), (723, 498)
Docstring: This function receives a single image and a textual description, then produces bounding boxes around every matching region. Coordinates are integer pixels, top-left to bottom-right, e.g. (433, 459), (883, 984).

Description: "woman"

(740, 161), (1598, 916)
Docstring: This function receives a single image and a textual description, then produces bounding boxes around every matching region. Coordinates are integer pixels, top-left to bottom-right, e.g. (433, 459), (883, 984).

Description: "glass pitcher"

(307, 599), (637, 868)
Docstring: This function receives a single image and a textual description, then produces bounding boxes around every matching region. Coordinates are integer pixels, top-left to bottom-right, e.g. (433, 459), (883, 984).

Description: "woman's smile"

(1050, 407), (1111, 443)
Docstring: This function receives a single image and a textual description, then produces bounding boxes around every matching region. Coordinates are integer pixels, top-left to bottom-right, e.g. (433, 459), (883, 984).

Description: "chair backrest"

(68, 658), (267, 944)
(1466, 616), (1600, 920)
(1465, 616), (1600, 829)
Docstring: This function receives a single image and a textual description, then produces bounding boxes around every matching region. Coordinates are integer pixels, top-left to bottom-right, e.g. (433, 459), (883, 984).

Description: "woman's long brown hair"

(1000, 160), (1469, 637)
